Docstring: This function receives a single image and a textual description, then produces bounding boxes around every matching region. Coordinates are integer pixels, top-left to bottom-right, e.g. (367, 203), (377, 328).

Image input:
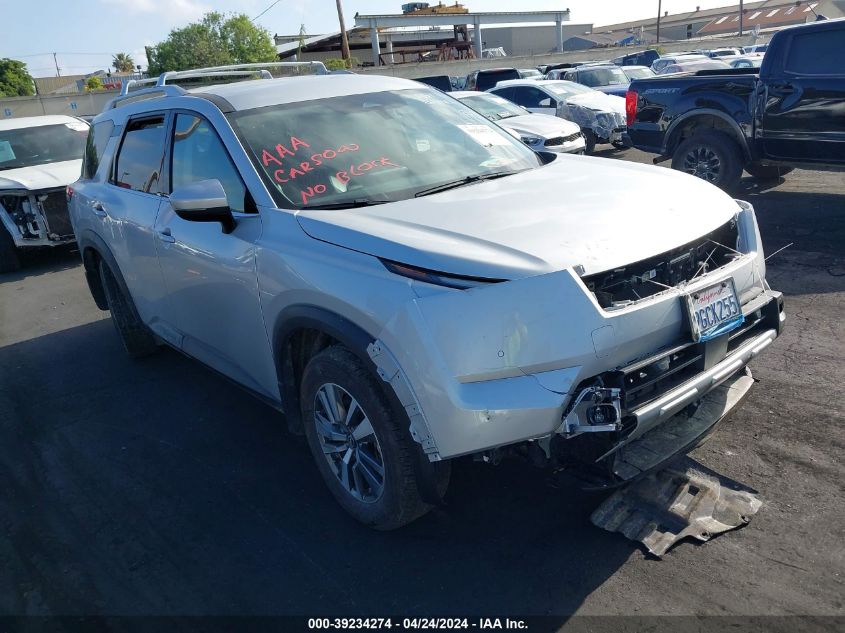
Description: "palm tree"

(112, 52), (135, 73)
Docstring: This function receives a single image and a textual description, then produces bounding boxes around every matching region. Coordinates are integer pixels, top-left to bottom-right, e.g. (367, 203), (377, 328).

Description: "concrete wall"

(0, 90), (118, 119)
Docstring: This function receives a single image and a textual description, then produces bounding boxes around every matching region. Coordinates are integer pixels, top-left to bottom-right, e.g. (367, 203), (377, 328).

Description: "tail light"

(625, 89), (638, 127)
(66, 185), (74, 202)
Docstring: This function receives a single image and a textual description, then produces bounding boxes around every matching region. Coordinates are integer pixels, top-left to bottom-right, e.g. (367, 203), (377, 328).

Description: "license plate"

(685, 279), (744, 343)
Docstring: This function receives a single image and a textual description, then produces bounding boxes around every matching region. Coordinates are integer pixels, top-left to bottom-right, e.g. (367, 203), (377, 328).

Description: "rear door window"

(785, 29), (843, 75)
(113, 116), (167, 193)
(82, 120), (114, 180)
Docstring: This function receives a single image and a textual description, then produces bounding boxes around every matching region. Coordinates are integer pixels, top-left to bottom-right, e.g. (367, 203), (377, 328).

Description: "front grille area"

(545, 132), (582, 146)
(37, 191), (74, 238)
(582, 218), (740, 309)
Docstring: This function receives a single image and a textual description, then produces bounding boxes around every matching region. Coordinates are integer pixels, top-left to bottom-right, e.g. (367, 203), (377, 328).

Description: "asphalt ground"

(1, 148), (843, 629)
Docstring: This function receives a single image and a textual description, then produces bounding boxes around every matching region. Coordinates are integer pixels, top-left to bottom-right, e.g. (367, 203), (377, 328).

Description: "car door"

(761, 24), (845, 163)
(153, 111), (278, 399)
(96, 113), (175, 336)
(511, 86), (557, 115)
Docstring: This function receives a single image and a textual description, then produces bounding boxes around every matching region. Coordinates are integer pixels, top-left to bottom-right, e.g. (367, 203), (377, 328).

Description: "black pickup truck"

(625, 19), (845, 190)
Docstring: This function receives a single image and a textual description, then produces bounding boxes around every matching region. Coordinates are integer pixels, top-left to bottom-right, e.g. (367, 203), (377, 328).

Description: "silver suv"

(70, 64), (784, 529)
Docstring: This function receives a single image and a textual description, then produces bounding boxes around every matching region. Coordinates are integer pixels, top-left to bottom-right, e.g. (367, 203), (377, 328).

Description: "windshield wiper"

(414, 171), (522, 198)
(304, 199), (389, 210)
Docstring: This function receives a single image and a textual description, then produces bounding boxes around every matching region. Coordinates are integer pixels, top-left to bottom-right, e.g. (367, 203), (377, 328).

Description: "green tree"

(112, 52), (135, 73)
(146, 12), (277, 75)
(0, 58), (35, 97)
(86, 75), (104, 91)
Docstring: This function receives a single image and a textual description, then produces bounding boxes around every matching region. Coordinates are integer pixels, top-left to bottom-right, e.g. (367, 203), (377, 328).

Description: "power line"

(253, 0), (283, 21)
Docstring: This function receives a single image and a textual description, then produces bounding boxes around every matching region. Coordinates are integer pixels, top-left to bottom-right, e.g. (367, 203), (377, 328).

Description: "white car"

(489, 79), (626, 153)
(0, 115), (89, 271)
(70, 66), (784, 530)
(452, 91), (585, 154)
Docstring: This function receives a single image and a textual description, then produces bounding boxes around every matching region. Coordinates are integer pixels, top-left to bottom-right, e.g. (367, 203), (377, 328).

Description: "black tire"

(745, 163), (794, 181)
(0, 223), (21, 273)
(671, 131), (744, 191)
(583, 130), (597, 154)
(99, 260), (158, 358)
(301, 345), (444, 530)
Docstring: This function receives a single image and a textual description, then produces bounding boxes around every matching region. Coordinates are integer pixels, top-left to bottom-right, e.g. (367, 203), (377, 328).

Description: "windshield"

(0, 122), (88, 171)
(577, 67), (629, 87)
(230, 88), (540, 209)
(623, 67), (655, 80)
(458, 94), (526, 121)
(545, 81), (595, 97)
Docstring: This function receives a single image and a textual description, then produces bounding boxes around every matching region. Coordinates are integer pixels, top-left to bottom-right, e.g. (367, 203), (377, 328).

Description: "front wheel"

(301, 345), (445, 530)
(0, 223), (21, 273)
(671, 131), (743, 191)
(583, 130), (597, 154)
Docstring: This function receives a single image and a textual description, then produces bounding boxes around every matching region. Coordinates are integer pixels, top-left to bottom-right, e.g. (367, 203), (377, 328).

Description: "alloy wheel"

(682, 145), (722, 182)
(313, 383), (385, 503)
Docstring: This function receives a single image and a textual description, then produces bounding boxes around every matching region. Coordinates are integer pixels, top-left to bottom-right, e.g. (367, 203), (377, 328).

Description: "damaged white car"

(0, 115), (89, 272)
(490, 79), (627, 153)
(70, 70), (784, 530)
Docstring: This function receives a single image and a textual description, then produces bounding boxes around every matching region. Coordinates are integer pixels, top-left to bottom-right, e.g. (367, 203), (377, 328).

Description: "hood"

(497, 114), (581, 139)
(566, 91), (626, 115)
(0, 160), (82, 191)
(593, 84), (630, 97)
(296, 156), (740, 281)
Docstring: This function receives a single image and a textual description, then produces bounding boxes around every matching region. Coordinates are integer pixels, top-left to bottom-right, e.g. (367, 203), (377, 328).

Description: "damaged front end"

(0, 188), (76, 248)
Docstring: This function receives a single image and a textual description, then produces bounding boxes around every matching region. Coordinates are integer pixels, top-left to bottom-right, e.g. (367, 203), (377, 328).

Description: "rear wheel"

(0, 224), (21, 273)
(671, 131), (743, 191)
(745, 163), (794, 181)
(99, 260), (158, 358)
(301, 345), (443, 530)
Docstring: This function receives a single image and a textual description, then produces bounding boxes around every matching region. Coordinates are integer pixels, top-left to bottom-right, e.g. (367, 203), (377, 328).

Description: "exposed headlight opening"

(380, 259), (506, 290)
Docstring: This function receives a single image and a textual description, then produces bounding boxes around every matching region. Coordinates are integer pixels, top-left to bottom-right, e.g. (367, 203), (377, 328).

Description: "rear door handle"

(157, 228), (176, 243)
(91, 201), (107, 217)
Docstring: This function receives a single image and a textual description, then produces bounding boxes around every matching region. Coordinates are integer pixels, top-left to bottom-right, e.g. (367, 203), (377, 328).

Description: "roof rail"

(105, 85), (187, 110)
(119, 61), (329, 96)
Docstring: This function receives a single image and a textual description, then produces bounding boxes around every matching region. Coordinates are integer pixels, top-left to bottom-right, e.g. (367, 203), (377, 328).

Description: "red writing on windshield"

(272, 144), (361, 184)
(300, 157), (400, 205)
(261, 136), (310, 166)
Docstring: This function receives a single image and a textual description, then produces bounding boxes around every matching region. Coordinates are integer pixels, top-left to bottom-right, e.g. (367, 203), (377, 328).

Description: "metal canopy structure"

(354, 9), (571, 63)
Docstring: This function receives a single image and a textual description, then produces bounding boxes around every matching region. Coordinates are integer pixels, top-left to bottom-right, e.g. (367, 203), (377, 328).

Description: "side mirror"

(170, 179), (235, 234)
(539, 97), (552, 107)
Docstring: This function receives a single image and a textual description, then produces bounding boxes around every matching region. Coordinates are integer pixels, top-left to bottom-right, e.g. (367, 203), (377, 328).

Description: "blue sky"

(1, 0), (733, 78)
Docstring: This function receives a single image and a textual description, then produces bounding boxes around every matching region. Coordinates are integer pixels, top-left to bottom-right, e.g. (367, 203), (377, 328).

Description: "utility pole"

(335, 0), (351, 63)
(52, 52), (60, 77)
(656, 0), (662, 44)
(739, 0), (744, 36)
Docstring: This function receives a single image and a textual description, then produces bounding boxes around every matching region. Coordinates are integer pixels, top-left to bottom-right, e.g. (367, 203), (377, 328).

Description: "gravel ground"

(0, 149), (842, 627)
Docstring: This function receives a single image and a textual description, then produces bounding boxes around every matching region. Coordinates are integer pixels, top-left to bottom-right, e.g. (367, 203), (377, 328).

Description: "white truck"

(0, 115), (89, 271)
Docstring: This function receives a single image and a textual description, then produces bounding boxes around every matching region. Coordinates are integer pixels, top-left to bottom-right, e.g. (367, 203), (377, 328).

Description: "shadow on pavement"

(0, 320), (635, 619)
(1, 245), (81, 283)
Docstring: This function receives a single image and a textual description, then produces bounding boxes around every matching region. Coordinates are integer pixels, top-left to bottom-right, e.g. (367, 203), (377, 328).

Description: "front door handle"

(91, 200), (107, 217)
(157, 228), (176, 243)
(769, 82), (795, 94)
